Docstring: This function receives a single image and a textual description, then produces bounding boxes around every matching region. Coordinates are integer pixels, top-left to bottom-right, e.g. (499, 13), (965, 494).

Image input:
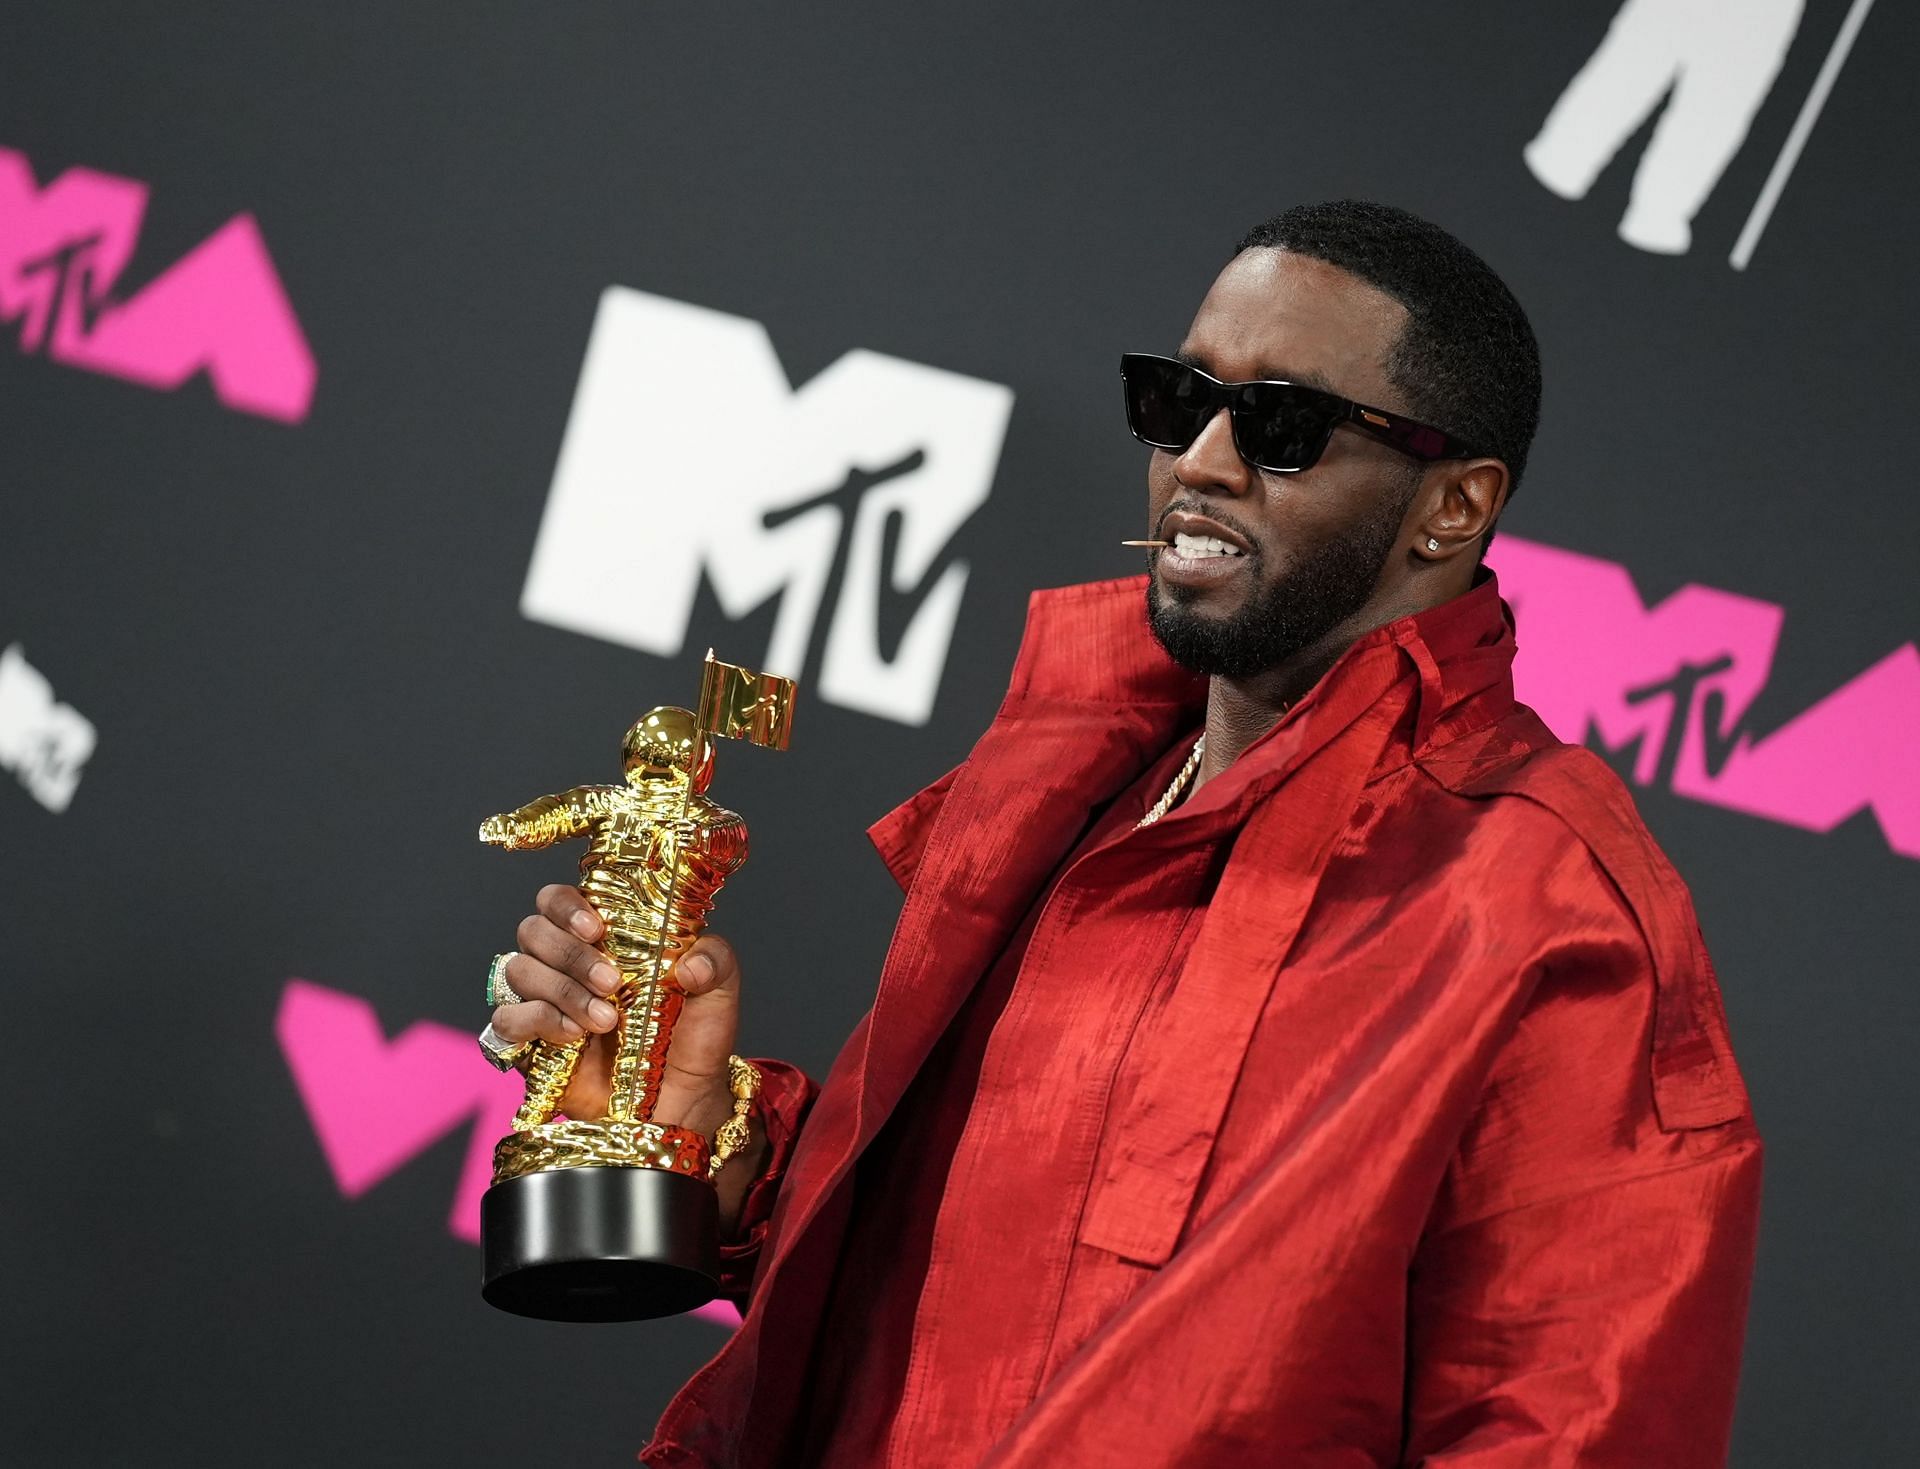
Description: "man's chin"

(1147, 583), (1258, 676)
(1145, 506), (1407, 679)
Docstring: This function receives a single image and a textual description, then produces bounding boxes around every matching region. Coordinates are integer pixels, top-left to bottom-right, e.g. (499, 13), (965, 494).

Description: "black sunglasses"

(1120, 353), (1482, 474)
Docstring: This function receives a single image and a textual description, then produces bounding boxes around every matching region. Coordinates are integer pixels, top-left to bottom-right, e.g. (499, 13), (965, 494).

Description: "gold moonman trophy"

(475, 652), (795, 1321)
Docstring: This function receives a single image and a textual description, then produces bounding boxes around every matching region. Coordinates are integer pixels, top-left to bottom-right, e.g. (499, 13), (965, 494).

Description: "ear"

(1413, 458), (1509, 560)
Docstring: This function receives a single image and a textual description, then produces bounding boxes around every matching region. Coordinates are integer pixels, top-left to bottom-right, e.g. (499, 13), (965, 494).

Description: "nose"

(1171, 407), (1253, 497)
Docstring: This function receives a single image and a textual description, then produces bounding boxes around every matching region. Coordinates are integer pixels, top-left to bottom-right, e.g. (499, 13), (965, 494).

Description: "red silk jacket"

(642, 574), (1762, 1468)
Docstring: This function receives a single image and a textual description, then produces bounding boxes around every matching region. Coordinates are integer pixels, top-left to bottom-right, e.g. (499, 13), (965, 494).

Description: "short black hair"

(1236, 201), (1542, 508)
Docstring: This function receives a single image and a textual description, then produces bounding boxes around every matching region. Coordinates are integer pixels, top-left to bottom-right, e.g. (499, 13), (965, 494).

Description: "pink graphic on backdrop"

(274, 978), (744, 1327)
(276, 979), (522, 1241)
(0, 146), (314, 422)
(1493, 536), (1920, 858)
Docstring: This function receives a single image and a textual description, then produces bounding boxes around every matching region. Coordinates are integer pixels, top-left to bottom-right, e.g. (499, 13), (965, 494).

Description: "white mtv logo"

(523, 289), (1013, 726)
(0, 644), (96, 813)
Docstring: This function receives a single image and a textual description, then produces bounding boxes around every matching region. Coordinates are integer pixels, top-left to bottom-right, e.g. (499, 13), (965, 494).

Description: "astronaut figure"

(479, 706), (748, 1178)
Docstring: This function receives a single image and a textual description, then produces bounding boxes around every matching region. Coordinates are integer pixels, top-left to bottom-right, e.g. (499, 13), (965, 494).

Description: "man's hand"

(485, 885), (768, 1226)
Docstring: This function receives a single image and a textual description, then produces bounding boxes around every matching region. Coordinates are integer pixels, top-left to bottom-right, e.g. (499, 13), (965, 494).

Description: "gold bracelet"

(707, 1054), (762, 1181)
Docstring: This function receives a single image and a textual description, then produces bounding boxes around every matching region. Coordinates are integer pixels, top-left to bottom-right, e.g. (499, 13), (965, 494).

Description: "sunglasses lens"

(1232, 383), (1336, 472)
(1122, 356), (1211, 449)
(1123, 357), (1341, 471)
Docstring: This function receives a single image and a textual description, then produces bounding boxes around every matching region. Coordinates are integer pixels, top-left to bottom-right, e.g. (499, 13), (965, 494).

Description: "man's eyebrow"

(1171, 350), (1343, 398)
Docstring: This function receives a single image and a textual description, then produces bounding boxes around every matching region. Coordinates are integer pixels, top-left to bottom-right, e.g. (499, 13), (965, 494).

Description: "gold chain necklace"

(1136, 733), (1207, 829)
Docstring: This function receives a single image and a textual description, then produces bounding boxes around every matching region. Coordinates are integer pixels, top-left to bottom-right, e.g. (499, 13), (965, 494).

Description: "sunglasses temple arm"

(1345, 401), (1460, 461)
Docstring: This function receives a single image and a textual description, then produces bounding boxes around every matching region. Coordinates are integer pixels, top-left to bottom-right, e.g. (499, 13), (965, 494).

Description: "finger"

(537, 883), (604, 942)
(503, 950), (619, 1034)
(671, 933), (740, 999)
(516, 912), (621, 997)
(491, 998), (584, 1047)
(657, 936), (742, 1110)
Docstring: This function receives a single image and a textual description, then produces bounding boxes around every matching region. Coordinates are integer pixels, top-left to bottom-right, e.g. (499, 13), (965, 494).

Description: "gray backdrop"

(2, 2), (1914, 1464)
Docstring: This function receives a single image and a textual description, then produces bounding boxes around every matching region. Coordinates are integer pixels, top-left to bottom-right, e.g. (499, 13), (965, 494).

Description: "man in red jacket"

(487, 201), (1762, 1467)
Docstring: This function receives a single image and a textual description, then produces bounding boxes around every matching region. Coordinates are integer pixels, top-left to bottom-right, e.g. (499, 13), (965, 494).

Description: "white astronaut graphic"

(1525, 0), (1805, 254)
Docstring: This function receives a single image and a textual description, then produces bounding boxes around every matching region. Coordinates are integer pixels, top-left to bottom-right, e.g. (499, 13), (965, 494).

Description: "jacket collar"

(870, 573), (1519, 891)
(1001, 569), (1516, 759)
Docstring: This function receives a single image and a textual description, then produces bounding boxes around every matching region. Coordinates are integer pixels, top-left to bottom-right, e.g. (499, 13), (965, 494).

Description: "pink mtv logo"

(275, 979), (739, 1327)
(1493, 536), (1920, 859)
(0, 146), (314, 422)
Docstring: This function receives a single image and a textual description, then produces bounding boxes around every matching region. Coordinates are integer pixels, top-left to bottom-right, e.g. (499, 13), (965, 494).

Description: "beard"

(1146, 489), (1412, 679)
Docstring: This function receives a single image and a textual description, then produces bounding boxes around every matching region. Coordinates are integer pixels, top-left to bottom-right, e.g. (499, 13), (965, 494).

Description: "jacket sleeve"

(1402, 895), (1763, 1467)
(716, 1058), (819, 1308)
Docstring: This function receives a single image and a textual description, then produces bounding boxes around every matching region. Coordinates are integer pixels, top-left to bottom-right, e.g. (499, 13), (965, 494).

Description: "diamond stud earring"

(1426, 537), (1440, 552)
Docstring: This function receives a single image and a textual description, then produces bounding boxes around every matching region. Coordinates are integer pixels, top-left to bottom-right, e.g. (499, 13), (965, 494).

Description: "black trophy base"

(481, 1165), (719, 1322)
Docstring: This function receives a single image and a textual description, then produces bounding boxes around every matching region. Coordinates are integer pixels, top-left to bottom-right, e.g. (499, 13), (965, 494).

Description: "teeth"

(1172, 531), (1243, 558)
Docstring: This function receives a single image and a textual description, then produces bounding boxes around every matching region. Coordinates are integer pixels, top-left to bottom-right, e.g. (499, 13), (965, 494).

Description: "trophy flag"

(695, 650), (796, 750)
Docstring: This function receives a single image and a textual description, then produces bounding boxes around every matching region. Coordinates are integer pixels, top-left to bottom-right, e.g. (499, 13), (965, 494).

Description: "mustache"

(1154, 501), (1262, 554)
